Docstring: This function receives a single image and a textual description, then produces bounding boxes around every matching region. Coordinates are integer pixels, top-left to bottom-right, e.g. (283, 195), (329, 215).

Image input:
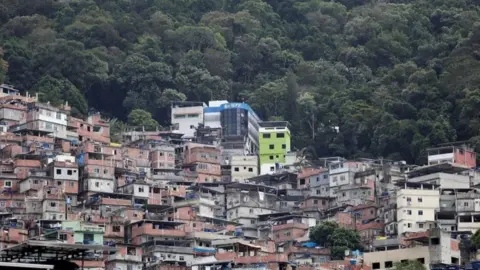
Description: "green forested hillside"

(1, 0), (480, 164)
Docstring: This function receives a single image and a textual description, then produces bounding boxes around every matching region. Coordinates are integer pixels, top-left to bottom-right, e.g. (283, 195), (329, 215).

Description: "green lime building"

(258, 121), (291, 174)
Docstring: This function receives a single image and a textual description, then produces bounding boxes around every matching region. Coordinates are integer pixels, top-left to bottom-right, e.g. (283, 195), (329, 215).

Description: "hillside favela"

(0, 82), (475, 270)
(5, 0), (480, 270)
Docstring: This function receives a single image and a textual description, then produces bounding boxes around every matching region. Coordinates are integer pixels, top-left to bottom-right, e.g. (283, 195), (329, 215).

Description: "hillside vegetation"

(1, 0), (480, 163)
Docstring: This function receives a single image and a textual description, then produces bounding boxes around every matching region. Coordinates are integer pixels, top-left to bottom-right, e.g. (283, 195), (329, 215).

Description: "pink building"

(182, 143), (221, 183)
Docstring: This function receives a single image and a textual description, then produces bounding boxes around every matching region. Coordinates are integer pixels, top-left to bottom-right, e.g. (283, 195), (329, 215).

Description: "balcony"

(457, 193), (480, 199)
(101, 198), (131, 206)
(272, 223), (308, 231)
(77, 224), (104, 233)
(372, 237), (401, 247)
(131, 224), (186, 238)
(235, 254), (288, 264)
(146, 245), (193, 254)
(71, 260), (104, 268)
(107, 253), (142, 262)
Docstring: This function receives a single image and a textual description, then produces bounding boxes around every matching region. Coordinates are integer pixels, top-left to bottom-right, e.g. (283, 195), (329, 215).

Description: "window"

(300, 179), (305, 185)
(94, 168), (100, 174)
(4, 181), (11, 187)
(69, 182), (74, 187)
(248, 168), (253, 172)
(385, 261), (393, 268)
(56, 112), (62, 119)
(234, 167), (239, 172)
(269, 144), (274, 150)
(270, 166), (274, 171)
(276, 133), (285, 138)
(138, 187), (144, 193)
(314, 200), (318, 205)
(95, 182), (100, 187)
(408, 223), (412, 228)
(103, 169), (108, 174)
(179, 256), (185, 261)
(372, 263), (380, 270)
(316, 190), (321, 195)
(419, 223), (424, 229)
(342, 192), (346, 197)
(113, 226), (121, 232)
(407, 210), (412, 215)
(67, 170), (72, 175)
(263, 133), (271, 138)
(464, 202), (469, 206)
(249, 209), (253, 214)
(340, 175), (346, 181)
(83, 233), (94, 243)
(269, 155), (274, 160)
(59, 234), (67, 241)
(57, 181), (62, 186)
(250, 220), (256, 224)
(332, 176), (338, 182)
(50, 202), (56, 207)
(418, 197), (423, 202)
(418, 210), (423, 215)
(45, 123), (52, 130)
(282, 144), (286, 149)
(406, 197), (412, 202)
(56, 169), (61, 175)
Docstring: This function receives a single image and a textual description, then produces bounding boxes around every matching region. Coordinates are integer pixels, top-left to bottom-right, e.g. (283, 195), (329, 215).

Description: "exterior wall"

(397, 188), (439, 235)
(258, 126), (291, 172)
(171, 105), (204, 138)
(363, 246), (430, 270)
(52, 166), (79, 181)
(150, 146), (175, 170)
(86, 178), (114, 193)
(84, 164), (114, 179)
(230, 155), (258, 182)
(408, 173), (470, 189)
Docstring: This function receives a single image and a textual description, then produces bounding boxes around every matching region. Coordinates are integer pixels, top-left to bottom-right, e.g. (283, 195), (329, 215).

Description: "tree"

(309, 221), (362, 260)
(0, 47), (6, 84)
(33, 75), (88, 117)
(394, 260), (426, 270)
(127, 109), (159, 131)
(1, 0), (480, 164)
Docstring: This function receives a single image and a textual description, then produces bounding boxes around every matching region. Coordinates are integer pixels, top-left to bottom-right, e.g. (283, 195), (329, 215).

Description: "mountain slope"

(1, 0), (480, 163)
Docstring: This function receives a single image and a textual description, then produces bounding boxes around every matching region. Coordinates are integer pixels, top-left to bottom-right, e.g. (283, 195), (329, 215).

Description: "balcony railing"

(107, 253), (142, 262)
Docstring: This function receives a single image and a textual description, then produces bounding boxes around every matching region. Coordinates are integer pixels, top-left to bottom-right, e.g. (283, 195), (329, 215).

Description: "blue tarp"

(301, 242), (317, 248)
(193, 247), (216, 253)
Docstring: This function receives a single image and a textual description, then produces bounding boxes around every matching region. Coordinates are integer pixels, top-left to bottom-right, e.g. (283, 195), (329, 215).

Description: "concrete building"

(258, 121), (291, 175)
(171, 101), (205, 138)
(396, 181), (440, 235)
(229, 155), (258, 182)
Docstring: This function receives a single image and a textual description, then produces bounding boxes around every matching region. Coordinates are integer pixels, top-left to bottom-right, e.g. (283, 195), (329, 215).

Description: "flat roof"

(407, 163), (470, 178)
(0, 262), (54, 269)
(0, 240), (117, 262)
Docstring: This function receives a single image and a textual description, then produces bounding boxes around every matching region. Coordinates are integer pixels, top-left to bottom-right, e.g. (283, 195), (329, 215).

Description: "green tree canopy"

(309, 221), (362, 259)
(0, 0), (479, 159)
(127, 109), (159, 131)
(394, 260), (426, 270)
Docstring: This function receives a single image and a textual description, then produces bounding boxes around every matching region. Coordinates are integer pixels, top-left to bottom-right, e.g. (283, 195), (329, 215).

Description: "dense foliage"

(309, 221), (362, 259)
(394, 260), (426, 270)
(2, 0), (480, 162)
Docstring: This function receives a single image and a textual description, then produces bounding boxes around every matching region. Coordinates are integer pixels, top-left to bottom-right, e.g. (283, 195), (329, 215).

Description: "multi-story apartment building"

(171, 101), (205, 138)
(182, 143), (221, 183)
(396, 181), (439, 235)
(258, 121), (291, 175)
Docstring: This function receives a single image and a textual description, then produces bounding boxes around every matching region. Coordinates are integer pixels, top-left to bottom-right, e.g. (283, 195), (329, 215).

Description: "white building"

(171, 101), (205, 138)
(396, 182), (439, 235)
(230, 155), (258, 182)
(203, 100), (228, 128)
